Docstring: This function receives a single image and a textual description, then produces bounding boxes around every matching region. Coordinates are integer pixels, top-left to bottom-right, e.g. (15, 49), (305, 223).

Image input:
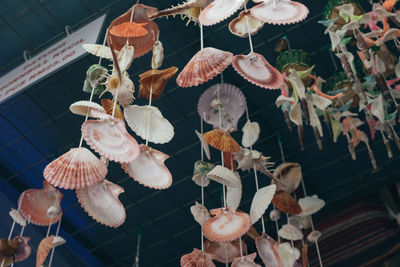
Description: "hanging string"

(239, 237), (244, 258)
(200, 115), (205, 251)
(48, 218), (62, 267)
(200, 23), (204, 50)
(217, 81), (227, 208)
(46, 217), (54, 237)
(98, 32), (108, 66)
(145, 83), (153, 147)
(132, 228), (141, 267)
(243, 4), (254, 54)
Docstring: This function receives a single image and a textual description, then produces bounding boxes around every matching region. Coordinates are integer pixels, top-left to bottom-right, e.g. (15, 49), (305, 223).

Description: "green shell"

(325, 71), (350, 93)
(82, 64), (107, 95)
(276, 50), (313, 73)
(192, 160), (215, 187)
(323, 0), (363, 21)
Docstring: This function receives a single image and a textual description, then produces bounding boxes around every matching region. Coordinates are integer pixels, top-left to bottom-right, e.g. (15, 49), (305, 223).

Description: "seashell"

(204, 239), (246, 263)
(272, 191), (302, 215)
(224, 152), (237, 171)
(250, 185), (277, 225)
(269, 209), (281, 221)
(15, 237), (31, 262)
(229, 10), (264, 38)
(138, 67), (178, 100)
(232, 52), (284, 89)
(197, 83), (247, 132)
(18, 181), (63, 226)
(36, 236), (54, 267)
(180, 248), (216, 267)
(242, 120), (260, 147)
(250, 0), (309, 25)
(272, 162), (302, 193)
(152, 40), (164, 70)
(76, 180), (126, 228)
(0, 237), (20, 258)
(203, 207), (251, 242)
(277, 242), (300, 267)
(177, 47), (233, 87)
(83, 64), (107, 95)
(116, 44), (135, 72)
(232, 252), (261, 267)
(234, 148), (274, 177)
(192, 160), (214, 187)
(298, 195), (325, 216)
(288, 216), (303, 230)
(9, 209), (26, 227)
(109, 22), (148, 38)
(199, 0), (246, 26)
(278, 224), (303, 241)
(255, 233), (283, 267)
(190, 202), (211, 225)
(203, 129), (240, 152)
(124, 105), (174, 144)
(82, 115), (140, 163)
(195, 130), (211, 160)
(69, 100), (106, 117)
(52, 236), (66, 247)
(101, 99), (124, 121)
(207, 165), (241, 188)
(44, 147), (107, 189)
(82, 44), (112, 59)
(122, 144), (172, 189)
(47, 204), (61, 218)
(227, 184), (242, 211)
(111, 71), (135, 108)
(307, 230), (321, 243)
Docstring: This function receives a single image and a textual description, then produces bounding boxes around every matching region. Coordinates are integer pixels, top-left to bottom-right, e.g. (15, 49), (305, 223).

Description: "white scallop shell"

(117, 43), (135, 72)
(69, 100), (106, 117)
(124, 105), (174, 144)
(199, 0), (246, 26)
(298, 195), (325, 216)
(269, 209), (281, 222)
(9, 209), (26, 226)
(307, 230), (321, 243)
(278, 224), (303, 241)
(195, 130), (211, 160)
(207, 165), (241, 188)
(190, 202), (211, 226)
(82, 44), (112, 59)
(242, 120), (260, 147)
(52, 236), (66, 248)
(152, 40), (164, 70)
(277, 242), (300, 267)
(227, 184), (242, 211)
(250, 184), (277, 225)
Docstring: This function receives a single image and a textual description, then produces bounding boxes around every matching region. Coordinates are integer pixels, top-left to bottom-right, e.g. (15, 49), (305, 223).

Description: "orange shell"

(36, 236), (54, 267)
(203, 207), (251, 242)
(223, 151), (237, 171)
(138, 67), (179, 100)
(109, 22), (148, 38)
(203, 129), (240, 152)
(18, 180), (63, 226)
(101, 99), (124, 121)
(272, 191), (302, 215)
(176, 47), (233, 87)
(181, 248), (216, 267)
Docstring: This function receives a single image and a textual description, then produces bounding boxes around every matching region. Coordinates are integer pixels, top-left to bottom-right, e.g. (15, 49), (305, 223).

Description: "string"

(145, 82), (153, 147)
(243, 4), (254, 54)
(200, 23), (204, 50)
(48, 218), (62, 267)
(98, 32), (108, 66)
(46, 216), (54, 237)
(239, 236), (243, 258)
(200, 115), (205, 250)
(132, 228), (141, 267)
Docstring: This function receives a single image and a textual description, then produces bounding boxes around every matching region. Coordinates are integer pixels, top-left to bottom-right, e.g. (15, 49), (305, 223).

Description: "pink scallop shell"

(181, 248), (216, 267)
(177, 47), (233, 87)
(36, 236), (54, 267)
(204, 238), (246, 263)
(82, 116), (140, 163)
(121, 144), (172, 190)
(199, 0), (246, 26)
(255, 233), (283, 267)
(76, 180), (126, 228)
(44, 147), (107, 189)
(250, 1), (309, 25)
(18, 181), (63, 226)
(232, 52), (284, 89)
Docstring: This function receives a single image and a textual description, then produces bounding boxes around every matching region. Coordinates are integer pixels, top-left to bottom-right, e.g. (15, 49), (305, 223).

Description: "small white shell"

(250, 184), (277, 225)
(269, 209), (281, 222)
(152, 40), (164, 70)
(242, 120), (260, 148)
(227, 185), (242, 211)
(277, 242), (300, 267)
(52, 236), (66, 248)
(117, 43), (134, 72)
(207, 165), (241, 188)
(190, 202), (211, 226)
(307, 230), (321, 243)
(82, 44), (112, 59)
(69, 101), (106, 117)
(278, 224), (303, 241)
(195, 130), (211, 160)
(47, 205), (62, 218)
(298, 195), (325, 216)
(9, 209), (26, 226)
(288, 216), (303, 230)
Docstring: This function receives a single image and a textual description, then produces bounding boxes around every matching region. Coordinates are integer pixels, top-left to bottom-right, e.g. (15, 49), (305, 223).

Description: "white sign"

(0, 15), (106, 103)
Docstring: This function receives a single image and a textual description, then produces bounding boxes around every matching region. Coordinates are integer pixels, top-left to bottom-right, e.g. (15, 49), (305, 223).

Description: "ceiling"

(0, 0), (399, 266)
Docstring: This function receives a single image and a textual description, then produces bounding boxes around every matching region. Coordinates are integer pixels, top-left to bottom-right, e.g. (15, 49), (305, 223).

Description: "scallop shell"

(181, 248), (216, 267)
(272, 162), (302, 193)
(82, 44), (112, 59)
(199, 0), (246, 26)
(190, 202), (211, 225)
(69, 100), (106, 117)
(207, 165), (241, 188)
(177, 47), (233, 87)
(152, 40), (164, 70)
(203, 129), (240, 152)
(121, 144), (172, 190)
(195, 130), (211, 160)
(44, 147), (107, 189)
(278, 224), (303, 241)
(250, 184), (277, 225)
(242, 120), (260, 147)
(277, 242), (300, 267)
(36, 236), (54, 267)
(192, 160), (214, 187)
(197, 83), (247, 132)
(272, 191), (302, 215)
(109, 22), (148, 38)
(15, 237), (31, 262)
(229, 10), (264, 38)
(269, 209), (281, 221)
(124, 105), (174, 144)
(227, 184), (242, 211)
(203, 207), (251, 242)
(101, 99), (124, 121)
(76, 180), (126, 228)
(204, 239), (246, 263)
(298, 195), (325, 216)
(9, 209), (26, 227)
(18, 181), (63, 226)
(82, 115), (140, 163)
(250, 0), (309, 25)
(232, 52), (284, 89)
(138, 67), (179, 100)
(255, 233), (283, 267)
(232, 252), (261, 267)
(307, 230), (321, 243)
